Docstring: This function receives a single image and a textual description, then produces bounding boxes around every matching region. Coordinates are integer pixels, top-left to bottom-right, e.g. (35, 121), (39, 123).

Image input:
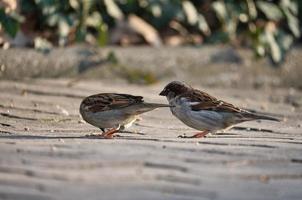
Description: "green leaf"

(246, 0), (257, 19)
(182, 0), (198, 25)
(280, 0), (298, 15)
(265, 28), (282, 63)
(0, 9), (19, 37)
(279, 33), (293, 50)
(69, 0), (80, 10)
(104, 0), (124, 20)
(85, 12), (102, 27)
(58, 17), (71, 46)
(47, 13), (60, 26)
(283, 8), (300, 38)
(212, 1), (238, 39)
(256, 45), (265, 57)
(41, 5), (57, 15)
(34, 37), (53, 53)
(212, 1), (228, 23)
(58, 18), (70, 37)
(97, 23), (108, 47)
(150, 4), (162, 17)
(197, 14), (210, 35)
(256, 1), (283, 21)
(76, 27), (86, 42)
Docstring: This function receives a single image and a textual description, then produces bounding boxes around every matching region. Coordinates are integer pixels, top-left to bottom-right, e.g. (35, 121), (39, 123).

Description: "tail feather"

(125, 102), (172, 115)
(241, 111), (280, 122)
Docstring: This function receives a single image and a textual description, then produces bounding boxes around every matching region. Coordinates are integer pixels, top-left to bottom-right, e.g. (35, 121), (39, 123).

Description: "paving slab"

(0, 79), (301, 200)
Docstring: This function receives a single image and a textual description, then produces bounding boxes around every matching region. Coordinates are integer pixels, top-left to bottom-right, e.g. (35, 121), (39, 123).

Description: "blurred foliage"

(0, 8), (20, 37)
(0, 0), (23, 38)
(0, 0), (301, 64)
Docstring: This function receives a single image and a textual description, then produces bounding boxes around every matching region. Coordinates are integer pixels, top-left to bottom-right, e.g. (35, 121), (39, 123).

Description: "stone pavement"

(0, 79), (301, 200)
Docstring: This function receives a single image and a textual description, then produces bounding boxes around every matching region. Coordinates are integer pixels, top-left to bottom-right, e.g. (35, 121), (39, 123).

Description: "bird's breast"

(80, 109), (130, 128)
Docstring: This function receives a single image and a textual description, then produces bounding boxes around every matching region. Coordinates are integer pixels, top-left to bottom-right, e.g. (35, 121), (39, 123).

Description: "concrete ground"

(0, 79), (301, 200)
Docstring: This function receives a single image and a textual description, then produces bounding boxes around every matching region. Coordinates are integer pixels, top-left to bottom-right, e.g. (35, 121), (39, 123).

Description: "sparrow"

(80, 93), (170, 138)
(159, 81), (280, 138)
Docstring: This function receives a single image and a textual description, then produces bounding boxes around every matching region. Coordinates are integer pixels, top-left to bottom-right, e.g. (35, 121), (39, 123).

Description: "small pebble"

(3, 42), (10, 49)
(56, 105), (69, 116)
(50, 146), (57, 151)
(259, 175), (269, 183)
(21, 90), (27, 96)
(260, 103), (268, 111)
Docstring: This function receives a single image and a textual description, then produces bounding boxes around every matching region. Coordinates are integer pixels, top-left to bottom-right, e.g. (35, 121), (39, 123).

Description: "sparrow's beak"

(159, 89), (167, 96)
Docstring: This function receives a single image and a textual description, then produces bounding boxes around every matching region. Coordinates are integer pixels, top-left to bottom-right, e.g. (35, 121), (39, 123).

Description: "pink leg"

(178, 130), (209, 138)
(100, 128), (119, 139)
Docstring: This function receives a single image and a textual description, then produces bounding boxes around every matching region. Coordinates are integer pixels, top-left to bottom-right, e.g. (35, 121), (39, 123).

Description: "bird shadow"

(232, 126), (274, 133)
(0, 134), (89, 140)
(0, 130), (146, 140)
(0, 125), (278, 141)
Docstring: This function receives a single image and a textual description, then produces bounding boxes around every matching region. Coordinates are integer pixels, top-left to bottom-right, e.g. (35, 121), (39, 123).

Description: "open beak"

(159, 89), (167, 96)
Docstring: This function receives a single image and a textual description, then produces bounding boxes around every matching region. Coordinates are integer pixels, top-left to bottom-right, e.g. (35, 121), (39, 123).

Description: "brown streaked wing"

(182, 89), (242, 113)
(82, 93), (144, 113)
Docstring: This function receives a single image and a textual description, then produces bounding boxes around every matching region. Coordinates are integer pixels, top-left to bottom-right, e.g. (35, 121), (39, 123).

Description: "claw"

(86, 128), (118, 139)
(177, 134), (187, 138)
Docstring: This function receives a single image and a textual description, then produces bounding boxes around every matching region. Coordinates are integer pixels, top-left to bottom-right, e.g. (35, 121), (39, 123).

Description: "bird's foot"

(178, 134), (189, 138)
(86, 128), (119, 139)
(99, 128), (119, 139)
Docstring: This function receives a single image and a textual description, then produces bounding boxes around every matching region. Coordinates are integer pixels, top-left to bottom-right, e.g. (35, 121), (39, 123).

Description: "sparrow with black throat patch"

(80, 93), (171, 139)
(159, 81), (280, 138)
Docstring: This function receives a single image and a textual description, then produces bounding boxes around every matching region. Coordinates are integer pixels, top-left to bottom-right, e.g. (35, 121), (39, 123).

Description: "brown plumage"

(160, 81), (279, 138)
(80, 93), (170, 138)
(81, 93), (144, 113)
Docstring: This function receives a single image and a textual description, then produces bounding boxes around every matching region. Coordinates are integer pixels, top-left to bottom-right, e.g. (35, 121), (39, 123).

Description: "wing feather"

(180, 89), (242, 113)
(81, 93), (143, 113)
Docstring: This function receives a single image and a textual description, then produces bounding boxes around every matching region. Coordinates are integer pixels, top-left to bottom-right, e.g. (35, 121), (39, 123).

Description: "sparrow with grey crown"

(80, 93), (170, 139)
(159, 81), (279, 138)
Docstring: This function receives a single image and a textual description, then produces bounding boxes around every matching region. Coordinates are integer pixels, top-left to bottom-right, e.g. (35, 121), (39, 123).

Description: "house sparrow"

(80, 93), (170, 139)
(159, 81), (279, 138)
